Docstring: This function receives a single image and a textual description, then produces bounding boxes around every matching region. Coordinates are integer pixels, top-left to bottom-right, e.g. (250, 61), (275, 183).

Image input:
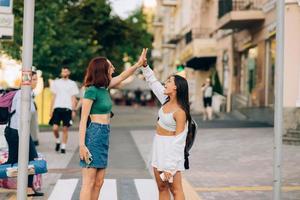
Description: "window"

(185, 31), (192, 44)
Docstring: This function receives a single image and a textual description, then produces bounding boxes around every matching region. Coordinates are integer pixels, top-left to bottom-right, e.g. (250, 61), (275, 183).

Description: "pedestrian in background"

(3, 70), (44, 197)
(134, 87), (142, 107)
(30, 68), (43, 146)
(30, 93), (39, 146)
(201, 78), (213, 121)
(79, 48), (147, 200)
(49, 66), (79, 154)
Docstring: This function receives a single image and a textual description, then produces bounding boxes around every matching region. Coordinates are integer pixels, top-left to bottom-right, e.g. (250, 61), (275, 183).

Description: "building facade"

(214, 0), (300, 132)
(152, 0), (219, 112)
(151, 0), (300, 133)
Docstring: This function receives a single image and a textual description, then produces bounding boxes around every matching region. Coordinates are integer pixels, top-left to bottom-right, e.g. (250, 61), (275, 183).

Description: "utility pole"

(273, 0), (285, 199)
(17, 0), (35, 199)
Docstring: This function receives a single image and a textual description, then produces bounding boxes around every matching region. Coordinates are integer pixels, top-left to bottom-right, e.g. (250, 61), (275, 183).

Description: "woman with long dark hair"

(79, 49), (147, 200)
(141, 61), (191, 200)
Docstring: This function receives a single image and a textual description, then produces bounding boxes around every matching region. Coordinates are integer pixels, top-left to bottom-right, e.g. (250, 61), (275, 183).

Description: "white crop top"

(157, 107), (177, 132)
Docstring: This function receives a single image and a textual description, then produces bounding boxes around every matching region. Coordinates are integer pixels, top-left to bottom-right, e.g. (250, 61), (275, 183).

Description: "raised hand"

(143, 58), (148, 67)
(136, 48), (148, 67)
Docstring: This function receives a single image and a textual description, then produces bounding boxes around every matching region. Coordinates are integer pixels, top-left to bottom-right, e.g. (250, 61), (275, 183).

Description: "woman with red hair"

(79, 49), (147, 200)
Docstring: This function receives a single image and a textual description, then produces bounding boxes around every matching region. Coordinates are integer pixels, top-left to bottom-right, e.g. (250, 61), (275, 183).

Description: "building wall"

(283, 2), (300, 132)
(185, 68), (211, 112)
(152, 0), (300, 120)
(216, 33), (234, 111)
(216, 0), (278, 110)
(284, 3), (300, 107)
(152, 0), (219, 113)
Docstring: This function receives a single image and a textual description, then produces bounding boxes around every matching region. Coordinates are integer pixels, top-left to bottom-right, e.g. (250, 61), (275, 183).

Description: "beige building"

(152, 0), (219, 112)
(214, 0), (300, 134)
(142, 1), (156, 33)
(151, 0), (300, 133)
(216, 0), (277, 111)
(282, 0), (300, 137)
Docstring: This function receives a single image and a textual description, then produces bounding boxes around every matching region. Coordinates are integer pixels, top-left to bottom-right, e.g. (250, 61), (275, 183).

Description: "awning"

(186, 56), (216, 71)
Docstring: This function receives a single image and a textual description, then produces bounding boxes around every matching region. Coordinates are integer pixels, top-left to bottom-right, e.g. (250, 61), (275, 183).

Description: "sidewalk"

(212, 107), (274, 126)
(131, 127), (300, 200)
(0, 106), (298, 199)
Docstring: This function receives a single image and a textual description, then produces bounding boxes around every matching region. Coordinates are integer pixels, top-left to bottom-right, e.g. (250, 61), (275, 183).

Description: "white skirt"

(151, 133), (186, 172)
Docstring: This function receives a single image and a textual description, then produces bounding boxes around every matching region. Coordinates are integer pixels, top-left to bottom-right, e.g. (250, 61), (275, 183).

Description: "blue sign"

(0, 0), (10, 7)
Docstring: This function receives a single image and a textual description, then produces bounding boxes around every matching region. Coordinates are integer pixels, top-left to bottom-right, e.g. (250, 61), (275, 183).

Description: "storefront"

(184, 56), (216, 112)
(235, 46), (258, 107)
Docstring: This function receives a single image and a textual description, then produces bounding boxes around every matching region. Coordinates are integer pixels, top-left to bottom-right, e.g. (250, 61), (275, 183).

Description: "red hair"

(84, 57), (110, 88)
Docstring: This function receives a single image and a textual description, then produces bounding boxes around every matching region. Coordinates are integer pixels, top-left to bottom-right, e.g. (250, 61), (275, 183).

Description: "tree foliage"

(1, 0), (152, 82)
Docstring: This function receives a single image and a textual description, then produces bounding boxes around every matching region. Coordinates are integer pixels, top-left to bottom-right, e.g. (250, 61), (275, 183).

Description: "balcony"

(162, 0), (178, 7)
(161, 34), (177, 49)
(167, 33), (181, 44)
(153, 16), (163, 27)
(185, 28), (213, 45)
(180, 28), (217, 70)
(192, 28), (213, 38)
(218, 0), (265, 30)
(162, 43), (176, 49)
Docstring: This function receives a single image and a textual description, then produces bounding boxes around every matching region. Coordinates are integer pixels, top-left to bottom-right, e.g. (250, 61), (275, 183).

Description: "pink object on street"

(0, 149), (43, 191)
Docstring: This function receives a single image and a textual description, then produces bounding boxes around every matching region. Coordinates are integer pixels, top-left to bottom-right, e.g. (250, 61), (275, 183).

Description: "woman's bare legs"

(170, 171), (185, 200)
(153, 167), (171, 200)
(80, 168), (97, 200)
(91, 169), (106, 200)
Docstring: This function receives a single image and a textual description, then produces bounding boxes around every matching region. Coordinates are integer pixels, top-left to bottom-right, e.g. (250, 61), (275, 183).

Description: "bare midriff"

(90, 114), (110, 124)
(156, 123), (175, 136)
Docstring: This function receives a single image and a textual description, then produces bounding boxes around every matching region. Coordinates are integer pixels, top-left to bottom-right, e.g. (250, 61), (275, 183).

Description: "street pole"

(17, 0), (35, 199)
(273, 0), (285, 199)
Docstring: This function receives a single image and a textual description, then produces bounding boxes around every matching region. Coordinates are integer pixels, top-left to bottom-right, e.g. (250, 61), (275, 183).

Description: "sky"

(110, 0), (156, 19)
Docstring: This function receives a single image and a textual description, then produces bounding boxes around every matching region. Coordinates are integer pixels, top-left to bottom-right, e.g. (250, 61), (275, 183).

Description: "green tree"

(1, 0), (152, 82)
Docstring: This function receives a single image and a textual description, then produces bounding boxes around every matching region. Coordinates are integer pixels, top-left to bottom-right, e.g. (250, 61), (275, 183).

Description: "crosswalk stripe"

(99, 179), (117, 200)
(48, 179), (79, 200)
(49, 178), (159, 200)
(134, 179), (158, 200)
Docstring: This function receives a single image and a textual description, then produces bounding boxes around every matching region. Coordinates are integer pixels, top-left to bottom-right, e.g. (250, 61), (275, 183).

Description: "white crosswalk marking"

(134, 179), (158, 200)
(49, 178), (158, 200)
(48, 179), (79, 200)
(99, 179), (118, 200)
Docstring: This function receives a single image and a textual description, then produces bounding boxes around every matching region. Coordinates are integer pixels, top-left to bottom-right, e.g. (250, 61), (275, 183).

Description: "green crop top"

(84, 86), (112, 114)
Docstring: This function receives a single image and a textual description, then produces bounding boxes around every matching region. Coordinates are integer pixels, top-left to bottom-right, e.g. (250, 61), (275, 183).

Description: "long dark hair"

(164, 75), (191, 124)
(164, 75), (196, 170)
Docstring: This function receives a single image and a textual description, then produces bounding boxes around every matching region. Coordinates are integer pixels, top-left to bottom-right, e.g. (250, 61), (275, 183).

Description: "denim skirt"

(80, 122), (110, 168)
